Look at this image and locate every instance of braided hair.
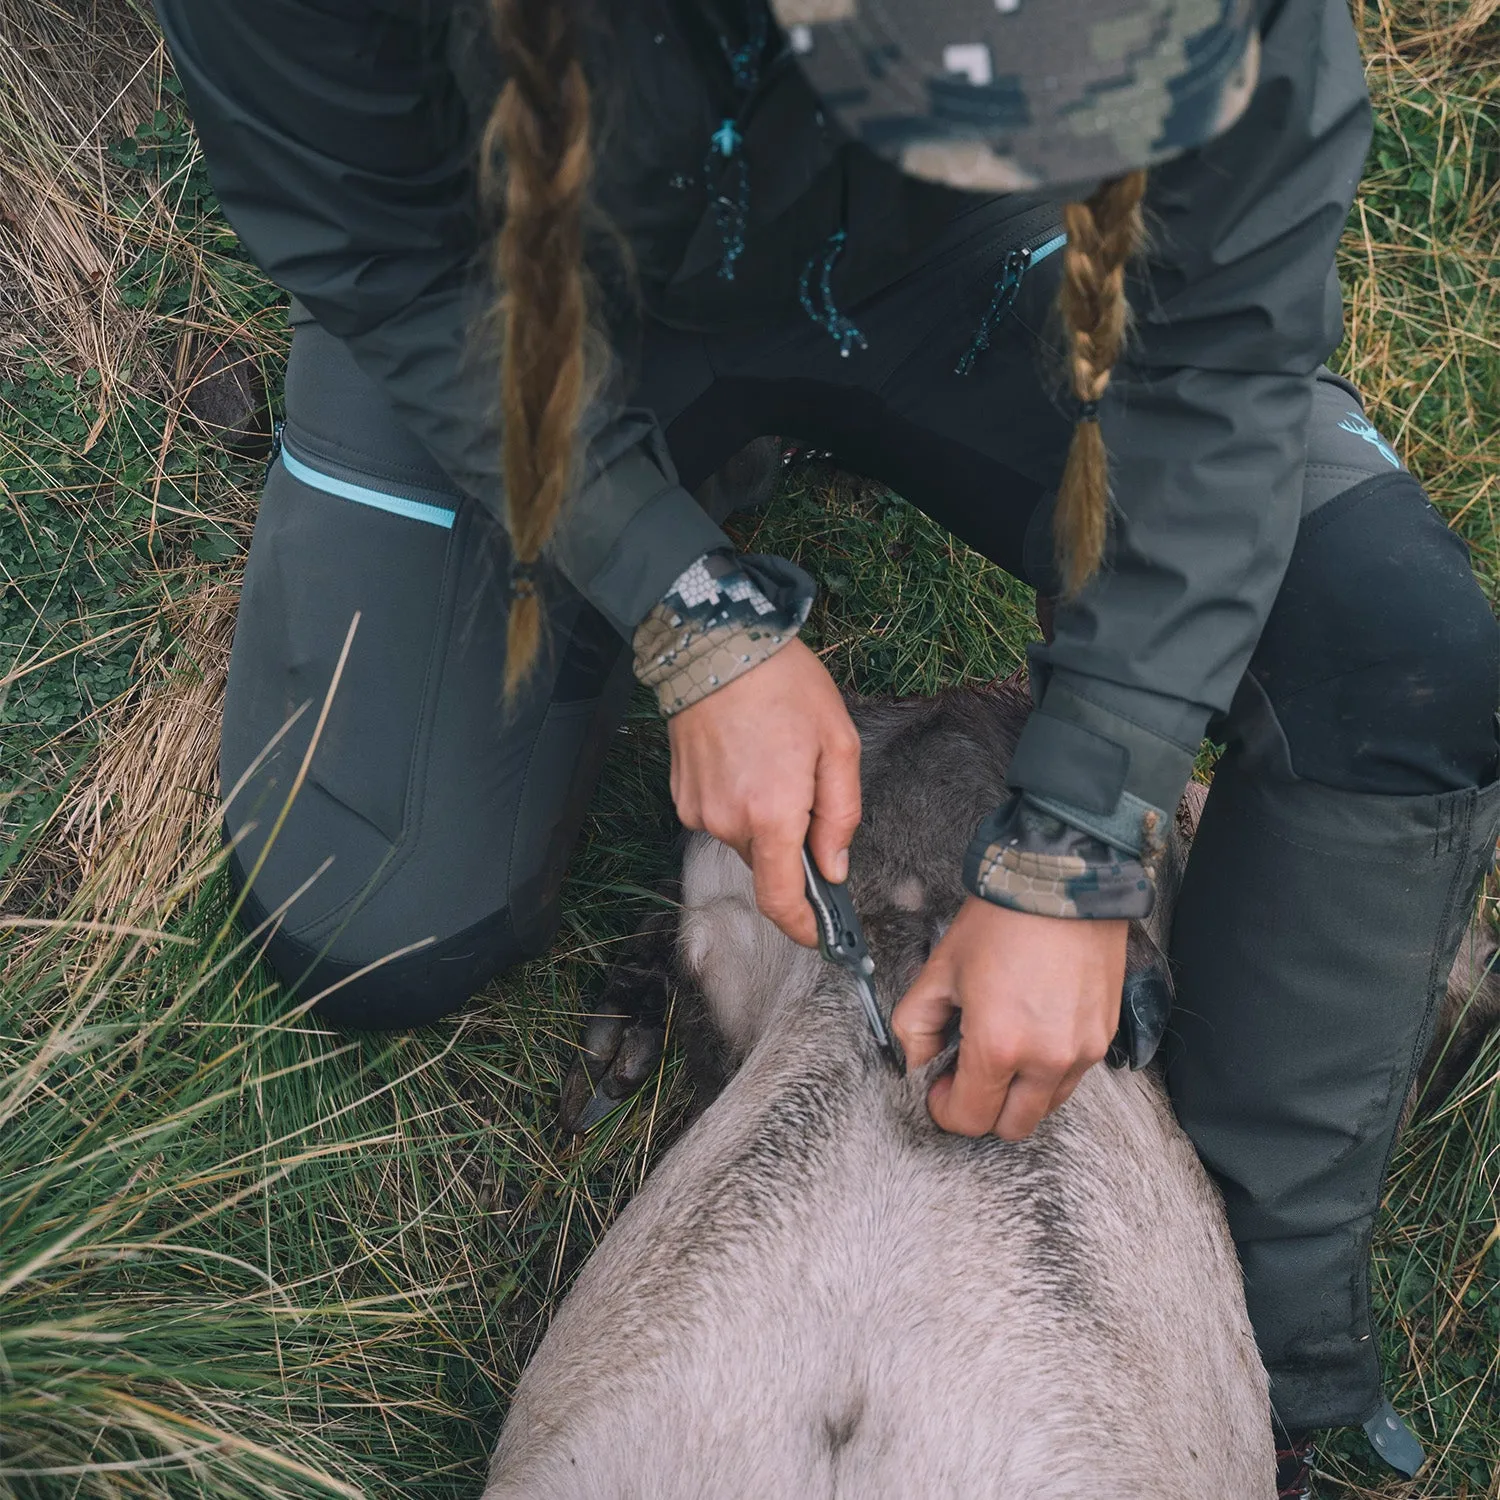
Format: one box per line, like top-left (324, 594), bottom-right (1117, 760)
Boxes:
top-left (1052, 171), bottom-right (1148, 596)
top-left (481, 0), bottom-right (1145, 673)
top-left (482, 0), bottom-right (594, 697)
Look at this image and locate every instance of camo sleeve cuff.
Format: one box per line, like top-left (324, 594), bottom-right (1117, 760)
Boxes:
top-left (963, 793), bottom-right (1155, 920)
top-left (632, 550), bottom-right (816, 717)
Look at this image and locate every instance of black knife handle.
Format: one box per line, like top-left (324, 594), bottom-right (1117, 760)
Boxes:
top-left (802, 845), bottom-right (873, 973)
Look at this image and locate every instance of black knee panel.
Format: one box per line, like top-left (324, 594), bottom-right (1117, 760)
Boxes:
top-left (1246, 471), bottom-right (1500, 795)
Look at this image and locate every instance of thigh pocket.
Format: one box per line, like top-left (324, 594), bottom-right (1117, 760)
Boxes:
top-left (230, 440), bottom-right (462, 848)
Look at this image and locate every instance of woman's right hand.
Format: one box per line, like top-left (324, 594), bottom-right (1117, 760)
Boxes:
top-left (667, 638), bottom-right (863, 948)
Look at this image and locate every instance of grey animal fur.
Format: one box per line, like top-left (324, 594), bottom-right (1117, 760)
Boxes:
top-left (484, 682), bottom-right (1280, 1500)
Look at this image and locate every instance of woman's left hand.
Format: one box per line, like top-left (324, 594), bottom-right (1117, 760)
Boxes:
top-left (891, 899), bottom-right (1127, 1141)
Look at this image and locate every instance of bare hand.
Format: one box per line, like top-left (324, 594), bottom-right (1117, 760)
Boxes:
top-left (893, 899), bottom-right (1127, 1141)
top-left (668, 639), bottom-right (861, 947)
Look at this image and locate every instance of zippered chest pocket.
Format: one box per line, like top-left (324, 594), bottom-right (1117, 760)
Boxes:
top-left (956, 228), bottom-right (1067, 376)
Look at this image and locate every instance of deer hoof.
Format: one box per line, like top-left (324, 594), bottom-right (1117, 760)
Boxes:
top-left (559, 1011), bottom-right (667, 1134)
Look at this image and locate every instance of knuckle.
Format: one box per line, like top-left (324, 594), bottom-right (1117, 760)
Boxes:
top-left (745, 799), bottom-right (797, 839)
top-left (892, 1016), bottom-right (924, 1056)
top-left (701, 813), bottom-right (737, 844)
top-left (977, 1051), bottom-right (1022, 1083)
top-left (966, 1030), bottom-right (1018, 1076)
top-left (1081, 1025), bottom-right (1114, 1064)
top-left (753, 858), bottom-right (797, 895)
top-left (834, 727), bottom-right (863, 762)
top-left (831, 791), bottom-right (863, 823)
top-left (938, 1098), bottom-right (991, 1138)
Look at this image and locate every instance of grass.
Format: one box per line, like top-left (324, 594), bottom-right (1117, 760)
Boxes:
top-left (1, 0), bottom-right (1498, 1495)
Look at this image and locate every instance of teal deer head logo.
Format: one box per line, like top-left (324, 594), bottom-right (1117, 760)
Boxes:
top-left (1337, 410), bottom-right (1402, 470)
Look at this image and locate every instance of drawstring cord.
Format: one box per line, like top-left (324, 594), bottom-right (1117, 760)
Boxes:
top-left (707, 123), bottom-right (750, 280)
top-left (706, 6), bottom-right (768, 281)
top-left (720, 10), bottom-right (765, 90)
top-left (799, 229), bottom-right (867, 358)
top-left (956, 246), bottom-right (1031, 375)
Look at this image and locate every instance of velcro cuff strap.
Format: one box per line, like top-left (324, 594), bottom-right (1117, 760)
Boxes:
top-left (1024, 789), bottom-right (1166, 859)
top-left (1007, 677), bottom-right (1200, 828)
top-left (1007, 711), bottom-right (1129, 815)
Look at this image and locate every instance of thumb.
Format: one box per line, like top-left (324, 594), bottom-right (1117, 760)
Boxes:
top-left (892, 958), bottom-right (958, 1072)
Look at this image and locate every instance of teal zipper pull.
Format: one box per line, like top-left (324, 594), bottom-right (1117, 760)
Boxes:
top-left (956, 230), bottom-right (1067, 376)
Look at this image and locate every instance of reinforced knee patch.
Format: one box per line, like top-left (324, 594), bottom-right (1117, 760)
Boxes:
top-left (1246, 470), bottom-right (1499, 795)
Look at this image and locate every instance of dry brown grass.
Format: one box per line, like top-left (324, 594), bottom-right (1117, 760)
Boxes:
top-left (55, 578), bottom-right (235, 927)
top-left (0, 0), bottom-right (274, 957)
top-left (1340, 0), bottom-right (1500, 582)
top-left (0, 0), bottom-right (165, 395)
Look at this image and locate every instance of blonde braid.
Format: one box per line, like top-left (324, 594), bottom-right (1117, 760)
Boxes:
top-left (1053, 170), bottom-right (1148, 596)
top-left (481, 0), bottom-right (593, 697)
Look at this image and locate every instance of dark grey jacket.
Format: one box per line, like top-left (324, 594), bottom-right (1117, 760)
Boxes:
top-left (154, 0), bottom-right (1372, 842)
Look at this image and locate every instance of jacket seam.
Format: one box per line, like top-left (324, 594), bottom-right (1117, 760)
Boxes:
top-left (1200, 792), bottom-right (1465, 866)
top-left (1250, 785), bottom-right (1477, 1204)
top-left (1352, 786), bottom-right (1474, 1193)
top-left (1255, 654), bottom-right (1401, 710)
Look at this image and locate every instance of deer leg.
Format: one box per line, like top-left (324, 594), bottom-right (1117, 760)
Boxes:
top-left (559, 886), bottom-right (682, 1134)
